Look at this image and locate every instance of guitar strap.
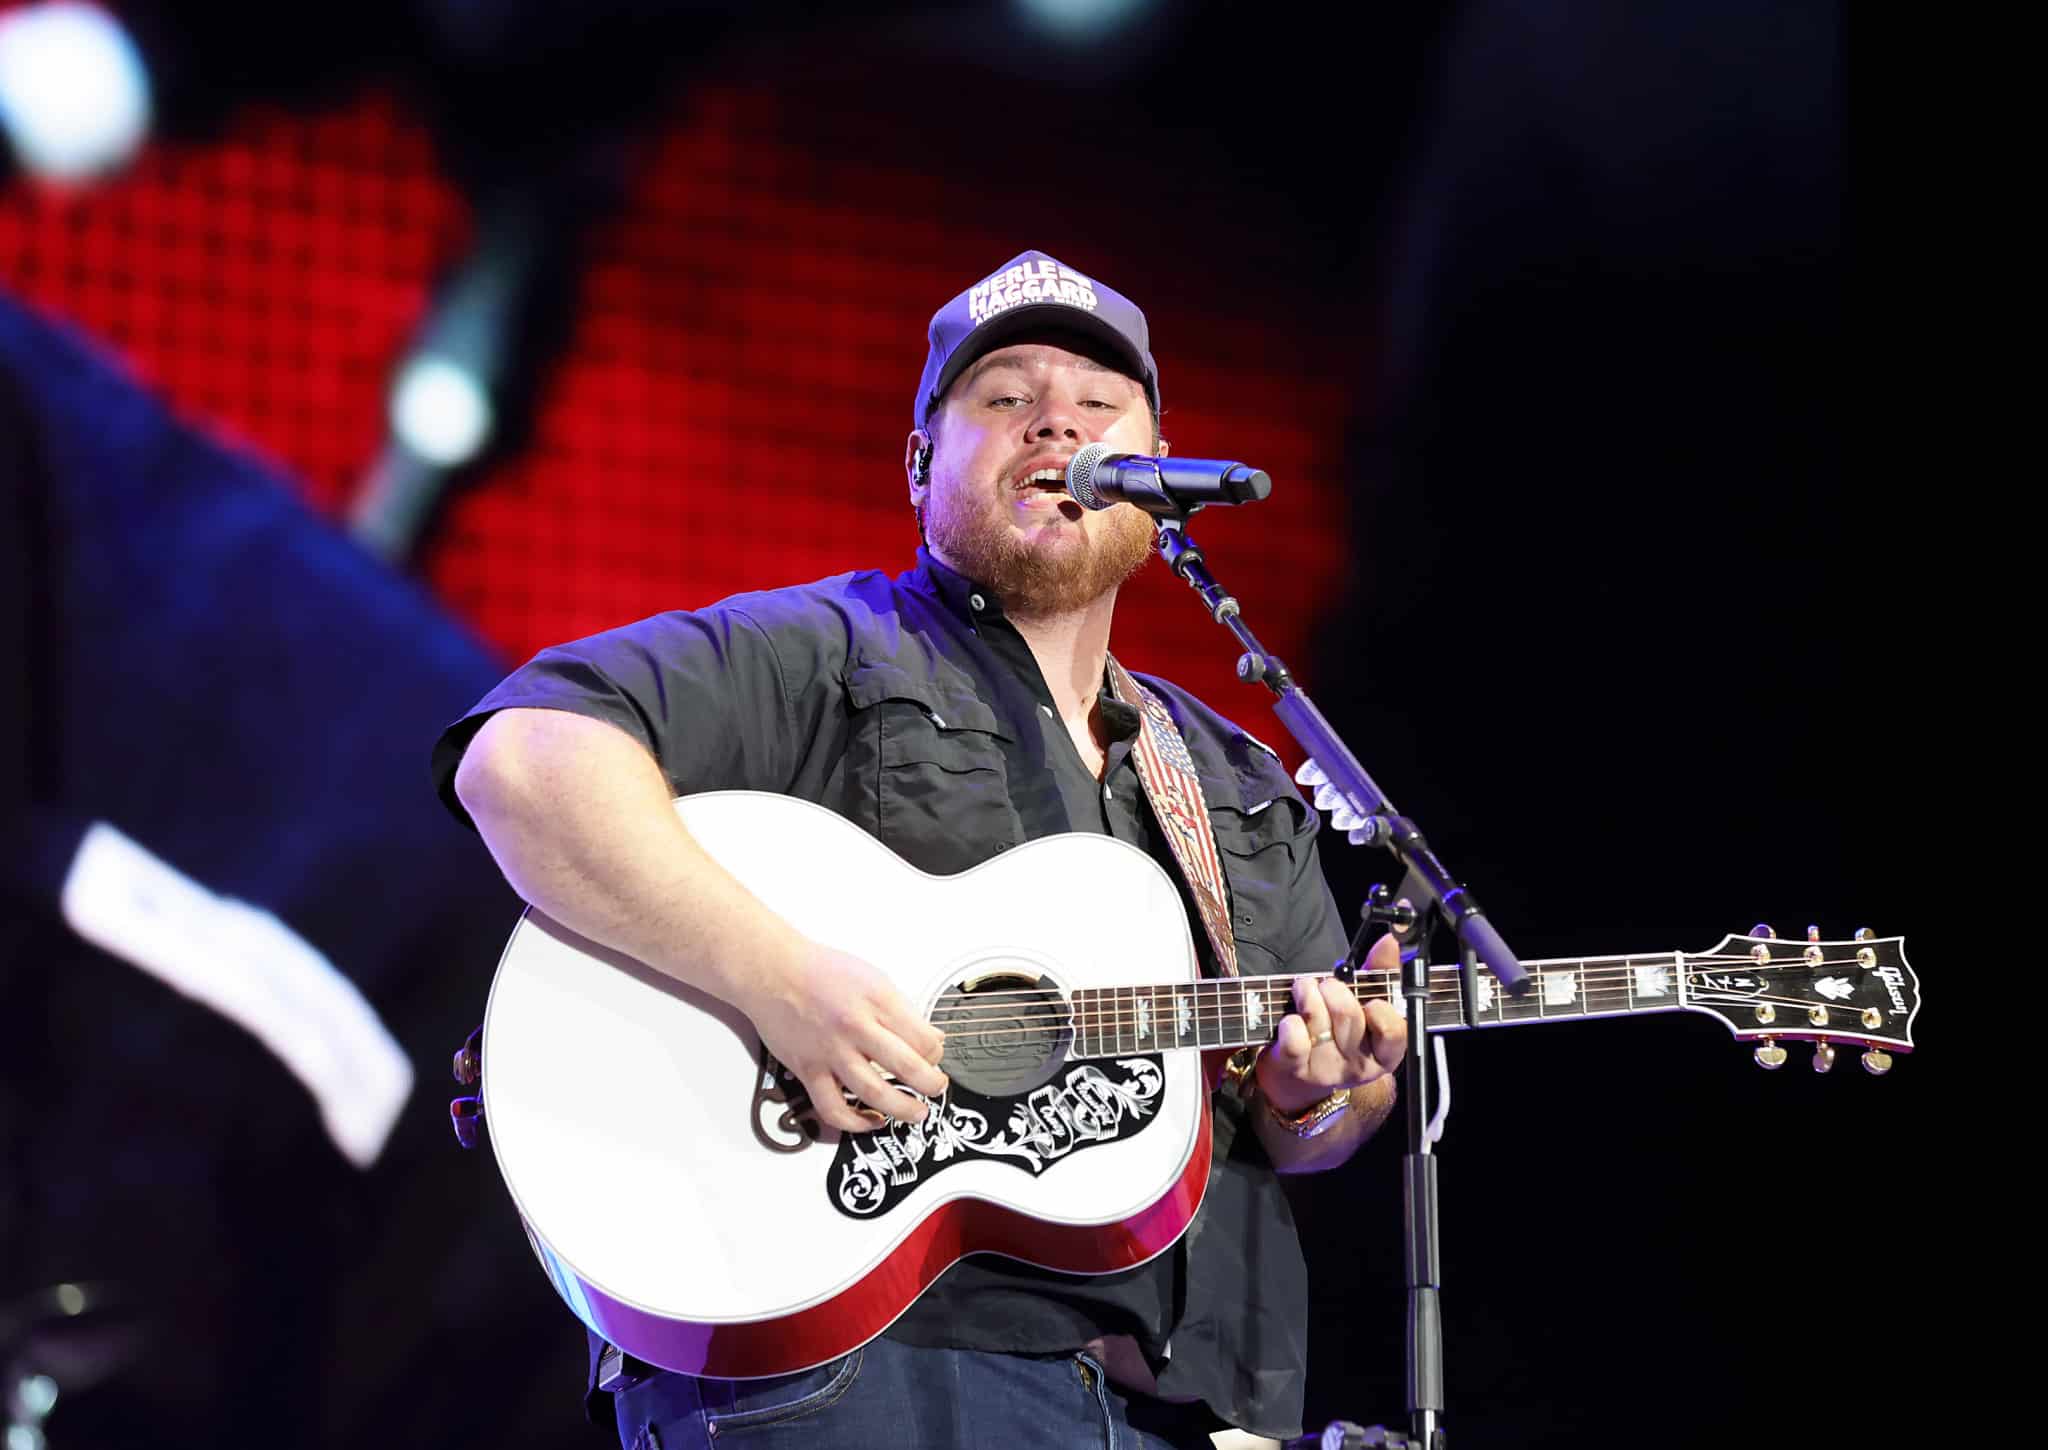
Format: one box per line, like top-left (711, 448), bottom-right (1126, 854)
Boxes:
top-left (1105, 655), bottom-right (1238, 980)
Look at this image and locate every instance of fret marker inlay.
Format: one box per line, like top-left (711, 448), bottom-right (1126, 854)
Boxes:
top-left (1633, 964), bottom-right (1670, 998)
top-left (1136, 996), bottom-right (1153, 1041)
top-left (1243, 988), bottom-right (1264, 1034)
top-left (1541, 970), bottom-right (1578, 1008)
top-left (1175, 994), bottom-right (1193, 1039)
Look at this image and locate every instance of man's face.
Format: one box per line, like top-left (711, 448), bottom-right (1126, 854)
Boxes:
top-left (909, 339), bottom-right (1158, 618)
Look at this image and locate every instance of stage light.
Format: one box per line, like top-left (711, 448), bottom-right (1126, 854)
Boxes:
top-left (1013, 0), bottom-right (1156, 39)
top-left (0, 1), bottom-right (151, 182)
top-left (352, 189), bottom-right (578, 562)
top-left (390, 353), bottom-right (496, 468)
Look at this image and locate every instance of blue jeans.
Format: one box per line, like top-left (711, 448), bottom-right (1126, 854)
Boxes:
top-left (610, 1336), bottom-right (1223, 1450)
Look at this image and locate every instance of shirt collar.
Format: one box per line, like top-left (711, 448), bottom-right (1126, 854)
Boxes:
top-left (910, 548), bottom-right (1136, 737)
top-left (914, 546), bottom-right (1009, 627)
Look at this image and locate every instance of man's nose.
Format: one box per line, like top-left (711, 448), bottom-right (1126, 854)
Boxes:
top-left (1025, 396), bottom-right (1083, 440)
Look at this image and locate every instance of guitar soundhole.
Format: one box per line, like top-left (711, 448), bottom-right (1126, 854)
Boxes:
top-left (930, 971), bottom-right (1071, 1098)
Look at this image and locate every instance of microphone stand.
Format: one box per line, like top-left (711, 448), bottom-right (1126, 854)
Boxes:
top-left (1150, 515), bottom-right (1529, 1450)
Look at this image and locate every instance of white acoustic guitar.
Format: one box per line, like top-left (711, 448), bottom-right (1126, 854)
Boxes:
top-left (466, 791), bottom-right (1919, 1380)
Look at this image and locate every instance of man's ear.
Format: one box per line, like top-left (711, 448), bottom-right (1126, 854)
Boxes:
top-left (1157, 436), bottom-right (1170, 459)
top-left (905, 430), bottom-right (933, 504)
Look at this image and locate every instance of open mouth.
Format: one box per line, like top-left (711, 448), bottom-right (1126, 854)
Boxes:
top-left (1014, 465), bottom-right (1069, 494)
top-left (1013, 464), bottom-right (1084, 519)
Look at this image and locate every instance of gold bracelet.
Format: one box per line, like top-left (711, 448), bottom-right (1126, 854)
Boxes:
top-left (1262, 1086), bottom-right (1352, 1138)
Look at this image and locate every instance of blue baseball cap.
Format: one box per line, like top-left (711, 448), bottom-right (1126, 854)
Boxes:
top-left (913, 249), bottom-right (1161, 431)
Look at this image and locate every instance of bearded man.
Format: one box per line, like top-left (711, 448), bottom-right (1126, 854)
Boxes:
top-left (433, 250), bottom-right (1408, 1450)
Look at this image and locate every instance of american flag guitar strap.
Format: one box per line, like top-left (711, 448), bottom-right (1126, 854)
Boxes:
top-left (1104, 656), bottom-right (1238, 980)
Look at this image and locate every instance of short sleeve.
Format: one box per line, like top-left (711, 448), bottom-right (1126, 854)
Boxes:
top-left (429, 603), bottom-right (825, 832)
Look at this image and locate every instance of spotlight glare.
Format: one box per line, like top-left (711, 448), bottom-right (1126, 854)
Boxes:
top-left (1014, 0), bottom-right (1156, 39)
top-left (0, 2), bottom-right (152, 182)
top-left (18, 1375), bottom-right (58, 1418)
top-left (390, 356), bottom-right (495, 468)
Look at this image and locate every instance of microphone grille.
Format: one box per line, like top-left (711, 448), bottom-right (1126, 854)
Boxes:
top-left (1065, 442), bottom-right (1113, 509)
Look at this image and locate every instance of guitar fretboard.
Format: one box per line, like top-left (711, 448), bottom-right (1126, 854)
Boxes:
top-left (1068, 954), bottom-right (1690, 1059)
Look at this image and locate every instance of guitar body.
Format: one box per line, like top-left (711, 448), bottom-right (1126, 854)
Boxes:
top-left (481, 791), bottom-right (1213, 1380)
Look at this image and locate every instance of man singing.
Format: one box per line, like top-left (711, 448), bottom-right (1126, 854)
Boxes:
top-left (433, 250), bottom-right (1407, 1449)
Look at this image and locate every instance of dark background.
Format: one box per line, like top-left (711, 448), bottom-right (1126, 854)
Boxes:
top-left (4, 2), bottom-right (1925, 1446)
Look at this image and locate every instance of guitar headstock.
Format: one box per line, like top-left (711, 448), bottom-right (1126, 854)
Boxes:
top-left (1682, 926), bottom-right (1918, 1074)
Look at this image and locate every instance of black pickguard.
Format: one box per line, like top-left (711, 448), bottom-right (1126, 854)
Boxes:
top-left (828, 1055), bottom-right (1165, 1219)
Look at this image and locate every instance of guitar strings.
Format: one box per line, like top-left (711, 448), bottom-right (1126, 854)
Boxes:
top-left (977, 985), bottom-right (1844, 1028)
top-left (920, 957), bottom-right (1882, 1033)
top-left (929, 995), bottom-right (1875, 1040)
top-left (924, 978), bottom-right (1884, 1042)
top-left (921, 951), bottom-right (1898, 1045)
top-left (926, 989), bottom-right (1863, 1042)
top-left (917, 952), bottom-right (1877, 1008)
top-left (928, 973), bottom-right (1865, 1026)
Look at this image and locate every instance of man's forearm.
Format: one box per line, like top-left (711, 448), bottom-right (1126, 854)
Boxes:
top-left (1254, 1073), bottom-right (1397, 1174)
top-left (455, 707), bottom-right (806, 1010)
top-left (455, 707), bottom-right (949, 1132)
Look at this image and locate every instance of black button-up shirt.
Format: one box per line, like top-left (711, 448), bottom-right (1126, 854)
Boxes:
top-left (433, 549), bottom-right (1348, 1437)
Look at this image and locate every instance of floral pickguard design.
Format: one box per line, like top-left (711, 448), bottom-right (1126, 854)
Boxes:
top-left (830, 1057), bottom-right (1165, 1219)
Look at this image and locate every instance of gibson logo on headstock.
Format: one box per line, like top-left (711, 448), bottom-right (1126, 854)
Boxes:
top-left (1874, 965), bottom-right (1908, 1014)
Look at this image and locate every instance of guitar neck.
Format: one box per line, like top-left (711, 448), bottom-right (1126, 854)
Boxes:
top-left (1069, 952), bottom-right (1689, 1059)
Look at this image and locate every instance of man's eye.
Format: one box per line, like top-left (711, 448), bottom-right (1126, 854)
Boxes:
top-left (988, 395), bottom-right (1026, 408)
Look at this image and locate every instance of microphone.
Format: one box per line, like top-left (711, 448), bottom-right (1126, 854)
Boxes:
top-left (1064, 442), bottom-right (1272, 515)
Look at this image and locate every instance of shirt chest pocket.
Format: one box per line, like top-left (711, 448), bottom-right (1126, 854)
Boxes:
top-left (846, 662), bottom-right (1020, 874)
top-left (1209, 789), bottom-right (1312, 977)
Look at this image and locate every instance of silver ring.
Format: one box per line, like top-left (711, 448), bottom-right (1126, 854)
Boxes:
top-left (1311, 1030), bottom-right (1335, 1046)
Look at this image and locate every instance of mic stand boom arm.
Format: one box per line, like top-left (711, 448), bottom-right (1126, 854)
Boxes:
top-left (1150, 516), bottom-right (1529, 1450)
top-left (1151, 519), bottom-right (1526, 995)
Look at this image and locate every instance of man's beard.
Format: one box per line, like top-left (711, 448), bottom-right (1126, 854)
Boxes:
top-left (928, 491), bottom-right (1156, 617)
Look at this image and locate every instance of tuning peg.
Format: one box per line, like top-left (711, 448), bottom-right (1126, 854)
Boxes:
top-left (1811, 1041), bottom-right (1837, 1074)
top-left (1748, 923), bottom-right (1775, 963)
top-left (1807, 924), bottom-right (1821, 941)
top-left (450, 1096), bottom-right (484, 1149)
top-left (1753, 1038), bottom-right (1787, 1070)
top-left (452, 1024), bottom-right (483, 1086)
top-left (1750, 923), bottom-right (1775, 938)
top-left (1853, 927), bottom-right (1874, 940)
top-left (1861, 1048), bottom-right (1893, 1076)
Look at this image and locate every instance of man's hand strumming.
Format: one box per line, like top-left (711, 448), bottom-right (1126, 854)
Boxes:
top-left (737, 943), bottom-right (949, 1134)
